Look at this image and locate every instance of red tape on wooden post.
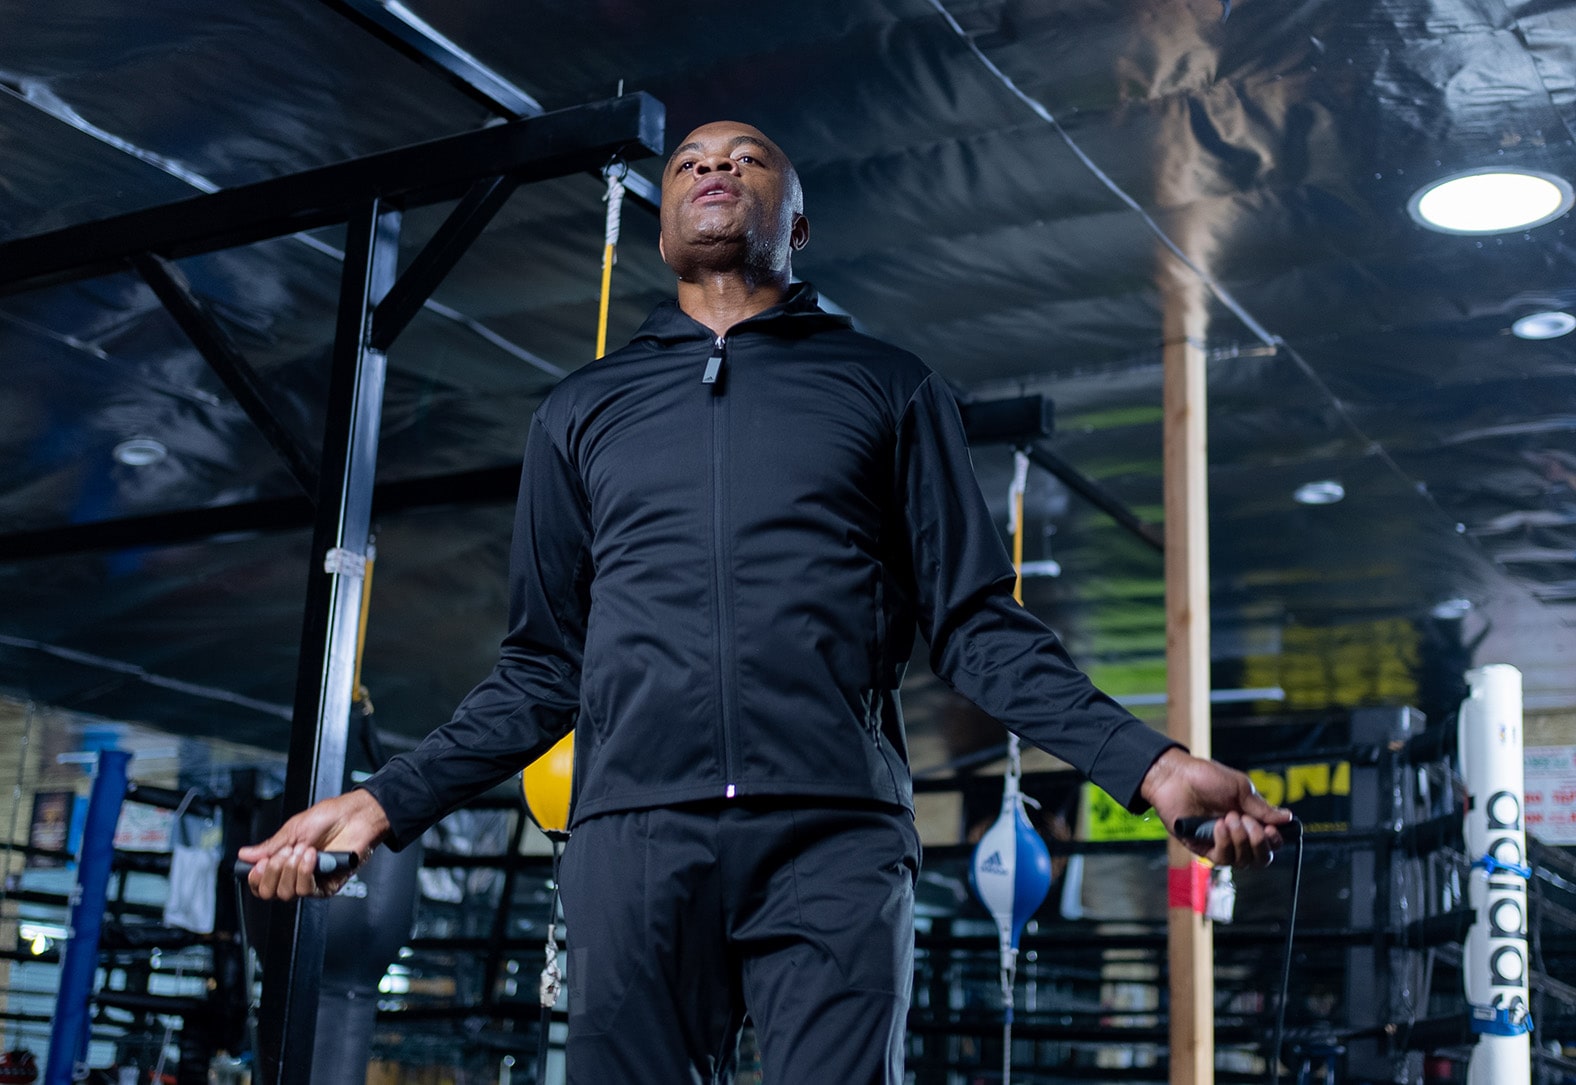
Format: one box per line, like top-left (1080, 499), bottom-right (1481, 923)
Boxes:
top-left (1167, 859), bottom-right (1211, 913)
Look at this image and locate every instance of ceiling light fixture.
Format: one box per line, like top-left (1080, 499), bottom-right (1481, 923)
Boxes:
top-left (1511, 311), bottom-right (1576, 340)
top-left (1408, 169), bottom-right (1574, 235)
top-left (112, 437), bottom-right (167, 467)
top-left (1294, 480), bottom-right (1345, 506)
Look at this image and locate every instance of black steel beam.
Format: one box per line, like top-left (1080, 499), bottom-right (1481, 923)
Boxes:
top-left (0, 463), bottom-right (524, 562)
top-left (0, 496), bottom-right (313, 561)
top-left (370, 174), bottom-right (520, 352)
top-left (0, 93), bottom-right (663, 297)
top-left (321, 0), bottom-right (546, 118)
top-left (133, 253), bottom-right (320, 497)
top-left (1024, 442), bottom-right (1165, 553)
top-left (0, 436), bottom-right (1153, 564)
top-left (959, 394), bottom-right (1054, 445)
top-left (257, 201), bottom-right (400, 1085)
top-left (317, 0), bottom-right (663, 215)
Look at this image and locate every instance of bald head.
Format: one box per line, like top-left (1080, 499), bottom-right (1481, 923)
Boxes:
top-left (658, 120), bottom-right (810, 285)
top-left (665, 121), bottom-right (803, 214)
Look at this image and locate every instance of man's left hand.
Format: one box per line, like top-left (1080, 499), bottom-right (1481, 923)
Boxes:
top-left (1139, 747), bottom-right (1290, 867)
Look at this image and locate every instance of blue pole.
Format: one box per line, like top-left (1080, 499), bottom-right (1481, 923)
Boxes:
top-left (45, 748), bottom-right (131, 1085)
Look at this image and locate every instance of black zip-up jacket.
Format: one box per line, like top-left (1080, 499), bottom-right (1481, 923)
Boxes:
top-left (364, 284), bottom-right (1175, 846)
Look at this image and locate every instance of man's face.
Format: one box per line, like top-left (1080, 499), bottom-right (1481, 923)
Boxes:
top-left (658, 121), bottom-right (808, 279)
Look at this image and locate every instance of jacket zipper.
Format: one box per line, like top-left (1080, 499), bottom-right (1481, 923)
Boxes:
top-left (702, 335), bottom-right (725, 385)
top-left (707, 335), bottom-right (737, 796)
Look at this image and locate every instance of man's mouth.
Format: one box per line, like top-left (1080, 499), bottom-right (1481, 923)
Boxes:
top-left (691, 178), bottom-right (742, 204)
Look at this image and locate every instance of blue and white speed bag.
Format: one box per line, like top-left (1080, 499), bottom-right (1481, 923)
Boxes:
top-left (970, 792), bottom-right (1053, 952)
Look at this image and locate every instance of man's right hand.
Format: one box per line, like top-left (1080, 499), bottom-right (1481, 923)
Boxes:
top-left (238, 788), bottom-right (391, 901)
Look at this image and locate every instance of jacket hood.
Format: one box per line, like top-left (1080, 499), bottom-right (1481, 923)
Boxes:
top-left (629, 281), bottom-right (853, 346)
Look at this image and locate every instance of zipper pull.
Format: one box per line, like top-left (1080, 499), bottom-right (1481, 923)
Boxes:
top-left (702, 336), bottom-right (725, 385)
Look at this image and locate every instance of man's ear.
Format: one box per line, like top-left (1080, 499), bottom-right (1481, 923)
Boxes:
top-left (790, 213), bottom-right (810, 252)
top-left (658, 232), bottom-right (668, 265)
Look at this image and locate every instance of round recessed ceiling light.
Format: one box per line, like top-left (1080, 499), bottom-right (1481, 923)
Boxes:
top-left (1511, 310), bottom-right (1576, 340)
top-left (1294, 479), bottom-right (1345, 506)
top-left (112, 437), bottom-right (168, 467)
top-left (1408, 169), bottom-right (1574, 234)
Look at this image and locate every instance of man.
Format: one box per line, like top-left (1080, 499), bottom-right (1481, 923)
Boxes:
top-left (243, 121), bottom-right (1289, 1084)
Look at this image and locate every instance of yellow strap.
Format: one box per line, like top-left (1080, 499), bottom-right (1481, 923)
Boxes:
top-left (1009, 449), bottom-right (1029, 605)
top-left (596, 167), bottom-right (625, 359)
top-left (352, 543), bottom-right (376, 700)
top-left (595, 241), bottom-right (616, 359)
top-left (1012, 485), bottom-right (1025, 605)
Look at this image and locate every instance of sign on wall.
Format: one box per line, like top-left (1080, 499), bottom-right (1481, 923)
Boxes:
top-left (1525, 745), bottom-right (1576, 845)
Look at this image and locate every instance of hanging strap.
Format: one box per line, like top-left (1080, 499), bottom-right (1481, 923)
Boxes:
top-left (536, 835), bottom-right (567, 1083)
top-left (595, 162), bottom-right (627, 359)
top-left (1000, 449), bottom-right (1035, 1084)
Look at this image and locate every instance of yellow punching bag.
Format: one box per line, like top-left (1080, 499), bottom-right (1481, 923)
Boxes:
top-left (522, 733), bottom-right (575, 834)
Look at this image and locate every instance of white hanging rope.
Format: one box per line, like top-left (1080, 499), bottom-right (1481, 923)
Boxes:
top-left (1007, 449), bottom-right (1030, 537)
top-left (1001, 451), bottom-right (1037, 1083)
top-left (603, 164), bottom-right (626, 251)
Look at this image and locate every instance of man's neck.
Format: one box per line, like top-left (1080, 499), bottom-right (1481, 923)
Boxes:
top-left (674, 269), bottom-right (793, 339)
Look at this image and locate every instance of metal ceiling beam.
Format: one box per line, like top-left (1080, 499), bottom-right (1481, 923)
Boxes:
top-left (0, 419), bottom-right (1158, 562)
top-left (318, 0), bottom-right (663, 213)
top-left (1025, 444), bottom-right (1164, 553)
top-left (132, 253), bottom-right (321, 499)
top-left (0, 92), bottom-right (664, 297)
top-left (0, 464), bottom-right (522, 562)
top-left (322, 0), bottom-right (546, 118)
top-left (369, 174), bottom-right (521, 352)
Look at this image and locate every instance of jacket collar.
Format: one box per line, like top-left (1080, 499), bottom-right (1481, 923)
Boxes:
top-left (629, 281), bottom-right (852, 346)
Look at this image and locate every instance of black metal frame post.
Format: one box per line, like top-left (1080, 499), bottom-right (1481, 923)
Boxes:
top-left (0, 93), bottom-right (670, 1085)
top-left (257, 200), bottom-right (400, 1085)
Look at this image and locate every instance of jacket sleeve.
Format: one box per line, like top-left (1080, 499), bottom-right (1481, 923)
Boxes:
top-left (896, 373), bottom-right (1177, 810)
top-left (360, 413), bottom-right (592, 849)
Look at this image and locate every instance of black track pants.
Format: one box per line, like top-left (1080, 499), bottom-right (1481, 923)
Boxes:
top-left (556, 800), bottom-right (920, 1085)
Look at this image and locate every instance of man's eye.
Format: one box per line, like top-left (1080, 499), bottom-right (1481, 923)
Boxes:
top-left (737, 155), bottom-right (756, 164)
top-left (677, 161), bottom-right (694, 172)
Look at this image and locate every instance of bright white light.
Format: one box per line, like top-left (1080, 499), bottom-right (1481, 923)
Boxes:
top-left (1018, 559), bottom-right (1061, 578)
top-left (1409, 169), bottom-right (1574, 234)
top-left (1294, 480), bottom-right (1345, 506)
top-left (112, 437), bottom-right (168, 467)
top-left (1511, 311), bottom-right (1576, 340)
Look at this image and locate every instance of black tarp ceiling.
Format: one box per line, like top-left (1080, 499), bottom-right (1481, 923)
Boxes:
top-left (1, 0), bottom-right (1574, 764)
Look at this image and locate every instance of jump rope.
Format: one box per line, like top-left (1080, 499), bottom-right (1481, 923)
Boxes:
top-left (1005, 451), bottom-right (1306, 1085)
top-left (1174, 815), bottom-right (1305, 1085)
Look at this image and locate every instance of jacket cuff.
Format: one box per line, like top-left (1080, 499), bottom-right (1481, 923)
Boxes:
top-left (356, 757), bottom-right (443, 852)
top-left (1087, 723), bottom-right (1184, 813)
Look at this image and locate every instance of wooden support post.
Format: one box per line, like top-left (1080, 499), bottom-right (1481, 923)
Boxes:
top-left (1163, 269), bottom-right (1213, 1085)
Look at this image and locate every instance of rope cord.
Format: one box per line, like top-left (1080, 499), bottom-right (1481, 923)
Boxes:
top-left (1268, 827), bottom-right (1303, 1085)
top-left (1000, 449), bottom-right (1033, 1084)
top-left (1001, 957), bottom-right (1016, 1085)
top-left (595, 164), bottom-right (626, 359)
top-left (352, 539), bottom-right (377, 707)
top-left (536, 835), bottom-right (566, 1085)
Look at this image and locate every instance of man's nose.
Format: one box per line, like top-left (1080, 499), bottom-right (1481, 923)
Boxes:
top-left (695, 157), bottom-right (735, 175)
